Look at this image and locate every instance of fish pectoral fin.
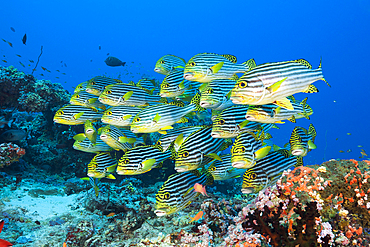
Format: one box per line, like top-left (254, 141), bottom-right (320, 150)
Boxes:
top-left (255, 146), bottom-right (271, 160)
top-left (237, 119), bottom-right (249, 130)
top-left (198, 83), bottom-right (208, 92)
top-left (274, 97), bottom-right (294, 110)
top-left (273, 144), bottom-right (281, 151)
top-left (274, 120), bottom-right (285, 124)
top-left (123, 91), bottom-right (134, 101)
top-left (178, 80), bottom-right (186, 90)
top-left (88, 98), bottom-right (97, 104)
top-left (274, 106), bottom-right (281, 115)
top-left (210, 62), bottom-right (224, 74)
top-left (122, 114), bottom-right (132, 121)
top-left (308, 140), bottom-right (317, 149)
top-left (118, 136), bottom-right (128, 143)
top-left (205, 153), bottom-right (222, 161)
top-left (303, 84), bottom-right (319, 93)
top-left (73, 133), bottom-right (86, 141)
top-left (158, 130), bottom-right (167, 135)
top-left (174, 133), bottom-right (184, 148)
top-left (128, 138), bottom-right (136, 144)
top-left (161, 126), bottom-right (173, 130)
top-left (153, 113), bottom-right (161, 123)
top-left (106, 174), bottom-right (116, 179)
top-left (266, 77), bottom-right (287, 93)
top-left (142, 159), bottom-right (156, 170)
top-left (106, 164), bottom-right (117, 173)
top-left (74, 112), bottom-right (84, 120)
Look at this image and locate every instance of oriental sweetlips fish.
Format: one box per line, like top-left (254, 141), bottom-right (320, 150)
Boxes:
top-left (70, 91), bottom-right (106, 111)
top-left (199, 77), bottom-right (237, 110)
top-left (86, 76), bottom-right (120, 96)
top-left (245, 97), bottom-right (313, 124)
top-left (230, 58), bottom-right (330, 110)
top-left (154, 170), bottom-right (214, 216)
top-left (99, 82), bottom-right (160, 106)
top-left (175, 126), bottom-right (226, 172)
top-left (288, 123), bottom-right (317, 157)
top-left (73, 137), bottom-right (114, 153)
top-left (53, 105), bottom-right (102, 125)
top-left (184, 53), bottom-right (256, 83)
top-left (130, 94), bottom-right (204, 134)
top-left (99, 125), bottom-right (135, 151)
top-left (160, 67), bottom-right (193, 98)
top-left (156, 126), bottom-right (204, 152)
top-left (241, 150), bottom-right (303, 194)
top-left (116, 144), bottom-right (174, 175)
top-left (231, 131), bottom-right (271, 169)
top-left (87, 152), bottom-right (117, 179)
top-left (101, 105), bottom-right (143, 127)
top-left (154, 54), bottom-right (186, 75)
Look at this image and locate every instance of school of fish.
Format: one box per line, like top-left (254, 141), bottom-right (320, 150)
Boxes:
top-left (54, 53), bottom-right (329, 216)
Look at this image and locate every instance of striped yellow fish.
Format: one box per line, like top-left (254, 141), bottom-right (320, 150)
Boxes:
top-left (154, 54), bottom-right (186, 75)
top-left (231, 58), bottom-right (330, 110)
top-left (184, 53), bottom-right (255, 83)
top-left (53, 105), bottom-right (102, 125)
top-left (87, 152), bottom-right (117, 179)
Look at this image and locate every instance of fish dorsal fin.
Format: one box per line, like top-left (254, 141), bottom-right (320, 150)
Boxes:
top-left (292, 58), bottom-right (312, 69)
top-left (287, 115), bottom-right (296, 123)
top-left (244, 58), bottom-right (257, 71)
top-left (304, 84), bottom-right (319, 93)
top-left (73, 133), bottom-right (86, 141)
top-left (221, 54), bottom-right (237, 63)
top-left (198, 83), bottom-right (208, 92)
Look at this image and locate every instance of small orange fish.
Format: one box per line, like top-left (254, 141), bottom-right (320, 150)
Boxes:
top-left (1, 60), bottom-right (7, 63)
top-left (41, 66), bottom-right (47, 71)
top-left (29, 60), bottom-right (34, 63)
top-left (339, 150), bottom-right (344, 153)
top-left (106, 212), bottom-right (115, 217)
top-left (16, 54), bottom-right (21, 57)
top-left (189, 210), bottom-right (203, 223)
top-left (7, 41), bottom-right (13, 47)
top-left (63, 242), bottom-right (67, 247)
top-left (361, 149), bottom-right (368, 157)
top-left (194, 183), bottom-right (208, 197)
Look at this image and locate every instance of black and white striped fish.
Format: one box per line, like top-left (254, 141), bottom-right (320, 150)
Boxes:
top-left (199, 78), bottom-right (237, 110)
top-left (241, 150), bottom-right (303, 194)
top-left (87, 152), bottom-right (117, 179)
top-left (73, 137), bottom-right (114, 153)
top-left (70, 91), bottom-right (106, 111)
top-left (74, 81), bottom-right (88, 93)
top-left (99, 125), bottom-right (134, 151)
top-left (98, 82), bottom-right (161, 106)
top-left (160, 68), bottom-right (193, 98)
top-left (231, 131), bottom-right (271, 169)
top-left (116, 145), bottom-right (173, 175)
top-left (175, 126), bottom-right (225, 172)
top-left (211, 105), bottom-right (274, 138)
top-left (86, 76), bottom-right (119, 96)
top-left (207, 154), bottom-right (246, 180)
top-left (53, 104), bottom-right (103, 125)
top-left (245, 97), bottom-right (313, 124)
top-left (231, 59), bottom-right (330, 110)
top-left (289, 123), bottom-right (317, 157)
top-left (130, 94), bottom-right (203, 134)
top-left (156, 126), bottom-right (204, 152)
top-left (155, 170), bottom-right (214, 216)
top-left (101, 106), bottom-right (143, 127)
top-left (154, 54), bottom-right (186, 75)
top-left (184, 53), bottom-right (256, 83)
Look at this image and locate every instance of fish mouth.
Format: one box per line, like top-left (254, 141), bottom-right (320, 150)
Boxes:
top-left (232, 161), bottom-right (247, 169)
top-left (100, 134), bottom-right (108, 139)
top-left (245, 115), bottom-right (256, 121)
top-left (210, 132), bottom-right (222, 138)
top-left (130, 128), bottom-right (138, 133)
top-left (154, 210), bottom-right (167, 217)
top-left (174, 166), bottom-right (190, 173)
top-left (183, 73), bottom-right (194, 80)
top-left (154, 68), bottom-right (161, 72)
top-left (200, 101), bottom-right (211, 108)
top-left (292, 149), bottom-right (306, 156)
top-left (241, 187), bottom-right (254, 194)
top-left (160, 93), bottom-right (168, 97)
top-left (116, 169), bottom-right (127, 175)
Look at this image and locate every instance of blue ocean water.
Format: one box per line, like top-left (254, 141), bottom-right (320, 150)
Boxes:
top-left (1, 0), bottom-right (369, 166)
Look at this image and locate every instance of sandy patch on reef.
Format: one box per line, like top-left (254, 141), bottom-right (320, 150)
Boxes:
top-left (1, 181), bottom-right (82, 221)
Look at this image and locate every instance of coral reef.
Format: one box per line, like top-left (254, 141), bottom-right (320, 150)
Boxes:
top-left (0, 142), bottom-right (25, 168)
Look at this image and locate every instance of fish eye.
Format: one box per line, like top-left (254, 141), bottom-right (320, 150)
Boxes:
top-left (164, 192), bottom-right (170, 199)
top-left (157, 140), bottom-right (162, 145)
top-left (160, 60), bottom-right (165, 64)
top-left (57, 110), bottom-right (64, 115)
top-left (241, 146), bottom-right (246, 152)
top-left (106, 111), bottom-right (112, 115)
top-left (91, 81), bottom-right (96, 85)
top-left (210, 166), bottom-right (216, 171)
top-left (182, 151), bottom-right (189, 157)
top-left (207, 88), bottom-right (213, 94)
top-left (161, 83), bottom-right (169, 89)
top-left (75, 95), bottom-right (80, 98)
top-left (106, 128), bottom-right (111, 132)
top-left (123, 158), bottom-right (129, 164)
top-left (218, 119), bottom-right (225, 125)
top-left (239, 81), bottom-right (247, 88)
top-left (106, 90), bottom-right (112, 94)
top-left (133, 117), bottom-right (141, 123)
top-left (188, 62), bottom-right (196, 67)
top-left (251, 173), bottom-right (257, 179)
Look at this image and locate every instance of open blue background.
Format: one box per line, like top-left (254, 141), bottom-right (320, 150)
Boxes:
top-left (1, 0), bottom-right (369, 165)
